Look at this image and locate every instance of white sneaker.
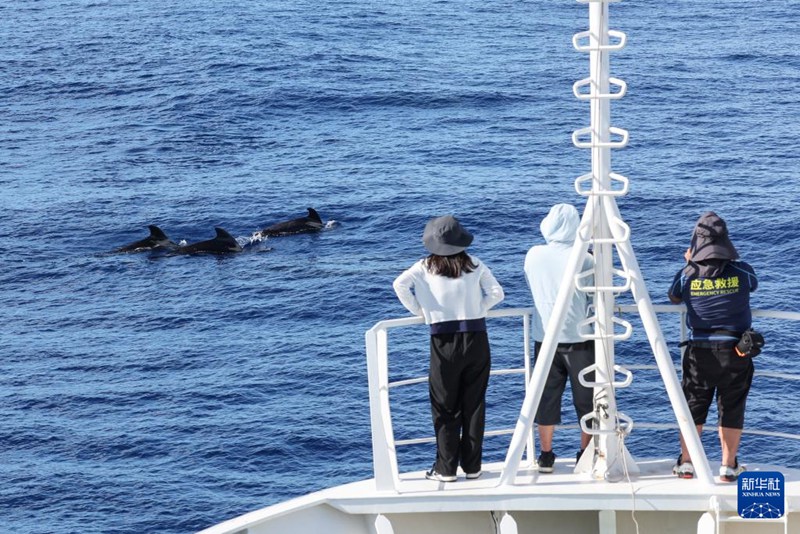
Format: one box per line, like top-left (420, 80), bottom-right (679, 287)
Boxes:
top-left (672, 454), bottom-right (694, 479)
top-left (465, 470), bottom-right (482, 480)
top-left (719, 459), bottom-right (746, 482)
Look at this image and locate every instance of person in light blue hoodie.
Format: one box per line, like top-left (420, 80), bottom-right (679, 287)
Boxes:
top-left (523, 203), bottom-right (595, 473)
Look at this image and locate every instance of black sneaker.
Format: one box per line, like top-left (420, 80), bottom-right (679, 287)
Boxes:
top-left (537, 450), bottom-right (556, 473)
top-left (425, 465), bottom-right (456, 482)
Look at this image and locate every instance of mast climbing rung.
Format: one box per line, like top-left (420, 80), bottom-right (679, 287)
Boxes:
top-left (578, 315), bottom-right (633, 341)
top-left (580, 411), bottom-right (633, 436)
top-left (578, 364), bottom-right (634, 389)
top-left (573, 77), bottom-right (627, 100)
top-left (572, 30), bottom-right (627, 52)
top-left (576, 267), bottom-right (632, 293)
top-left (574, 172), bottom-right (629, 197)
top-left (577, 217), bottom-right (631, 245)
top-left (572, 126), bottom-right (629, 149)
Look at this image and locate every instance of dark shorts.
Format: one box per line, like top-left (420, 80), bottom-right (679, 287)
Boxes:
top-left (533, 341), bottom-right (595, 426)
top-left (681, 341), bottom-right (754, 429)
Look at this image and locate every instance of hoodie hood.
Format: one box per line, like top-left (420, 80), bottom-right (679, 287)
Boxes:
top-left (689, 211), bottom-right (738, 262)
top-left (685, 211), bottom-right (739, 278)
top-left (540, 204), bottom-right (580, 245)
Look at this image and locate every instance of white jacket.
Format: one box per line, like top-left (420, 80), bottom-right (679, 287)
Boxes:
top-left (524, 204), bottom-right (594, 343)
top-left (393, 256), bottom-right (504, 325)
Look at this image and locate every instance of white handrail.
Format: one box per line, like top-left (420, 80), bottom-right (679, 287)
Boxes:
top-left (365, 307), bottom-right (534, 492)
top-left (389, 367), bottom-right (527, 389)
top-left (614, 303), bottom-right (800, 321)
top-left (365, 305), bottom-right (800, 491)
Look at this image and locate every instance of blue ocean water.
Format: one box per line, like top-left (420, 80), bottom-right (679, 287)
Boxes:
top-left (1, 1), bottom-right (799, 532)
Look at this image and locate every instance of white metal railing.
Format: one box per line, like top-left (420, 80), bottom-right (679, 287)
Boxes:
top-left (365, 305), bottom-right (800, 492)
top-left (365, 307), bottom-right (534, 492)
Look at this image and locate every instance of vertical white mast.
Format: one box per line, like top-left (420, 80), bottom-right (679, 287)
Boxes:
top-left (580, 0), bottom-right (633, 480)
top-left (499, 0), bottom-right (714, 486)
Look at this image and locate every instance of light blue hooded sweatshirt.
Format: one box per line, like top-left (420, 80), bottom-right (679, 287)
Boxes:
top-left (524, 204), bottom-right (594, 343)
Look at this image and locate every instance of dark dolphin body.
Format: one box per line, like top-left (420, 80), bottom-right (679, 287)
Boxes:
top-left (258, 208), bottom-right (324, 237)
top-left (176, 227), bottom-right (243, 255)
top-left (116, 225), bottom-right (178, 253)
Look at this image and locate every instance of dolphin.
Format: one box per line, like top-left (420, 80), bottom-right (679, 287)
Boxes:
top-left (258, 208), bottom-right (324, 237)
top-left (176, 227), bottom-right (243, 255)
top-left (116, 225), bottom-right (178, 252)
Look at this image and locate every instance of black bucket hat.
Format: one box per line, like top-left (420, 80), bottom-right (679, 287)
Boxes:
top-left (422, 215), bottom-right (474, 256)
top-left (690, 211), bottom-right (739, 262)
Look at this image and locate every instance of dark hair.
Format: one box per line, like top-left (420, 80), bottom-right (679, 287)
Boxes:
top-left (424, 251), bottom-right (477, 278)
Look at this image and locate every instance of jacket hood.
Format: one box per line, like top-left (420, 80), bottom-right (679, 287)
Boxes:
top-left (540, 204), bottom-right (580, 245)
top-left (684, 211), bottom-right (739, 278)
top-left (689, 211), bottom-right (738, 263)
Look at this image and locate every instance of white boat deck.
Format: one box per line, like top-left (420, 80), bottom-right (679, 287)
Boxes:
top-left (328, 459), bottom-right (800, 514)
top-left (200, 459), bottom-right (800, 533)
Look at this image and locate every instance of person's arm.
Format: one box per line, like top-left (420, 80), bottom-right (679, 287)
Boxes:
top-left (479, 265), bottom-right (504, 311)
top-left (582, 253), bottom-right (595, 308)
top-left (746, 263), bottom-right (758, 293)
top-left (731, 261), bottom-right (758, 293)
top-left (667, 269), bottom-right (684, 304)
top-left (393, 263), bottom-right (423, 316)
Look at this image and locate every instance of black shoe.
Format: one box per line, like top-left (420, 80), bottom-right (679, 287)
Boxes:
top-left (537, 450), bottom-right (556, 473)
top-left (425, 464), bottom-right (456, 482)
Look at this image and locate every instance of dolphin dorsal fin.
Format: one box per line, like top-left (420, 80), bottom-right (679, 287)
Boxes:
top-left (213, 227), bottom-right (243, 252)
top-left (306, 208), bottom-right (322, 223)
top-left (148, 225), bottom-right (169, 240)
top-left (214, 227), bottom-right (236, 241)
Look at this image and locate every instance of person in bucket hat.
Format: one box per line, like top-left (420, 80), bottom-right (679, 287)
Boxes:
top-left (393, 215), bottom-right (504, 483)
top-left (421, 214), bottom-right (475, 256)
top-left (668, 211), bottom-right (758, 482)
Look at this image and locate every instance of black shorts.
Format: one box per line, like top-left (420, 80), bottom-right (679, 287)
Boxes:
top-left (533, 341), bottom-right (595, 426)
top-left (681, 341), bottom-right (754, 429)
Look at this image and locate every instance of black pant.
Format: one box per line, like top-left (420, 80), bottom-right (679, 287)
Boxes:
top-left (429, 331), bottom-right (491, 476)
top-left (533, 340), bottom-right (595, 426)
top-left (682, 341), bottom-right (754, 429)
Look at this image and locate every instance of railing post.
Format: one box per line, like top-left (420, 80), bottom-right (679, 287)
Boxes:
top-left (522, 312), bottom-right (535, 464)
top-left (365, 326), bottom-right (400, 491)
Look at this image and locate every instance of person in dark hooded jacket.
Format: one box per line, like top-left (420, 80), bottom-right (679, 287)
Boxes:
top-left (667, 211), bottom-right (757, 482)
